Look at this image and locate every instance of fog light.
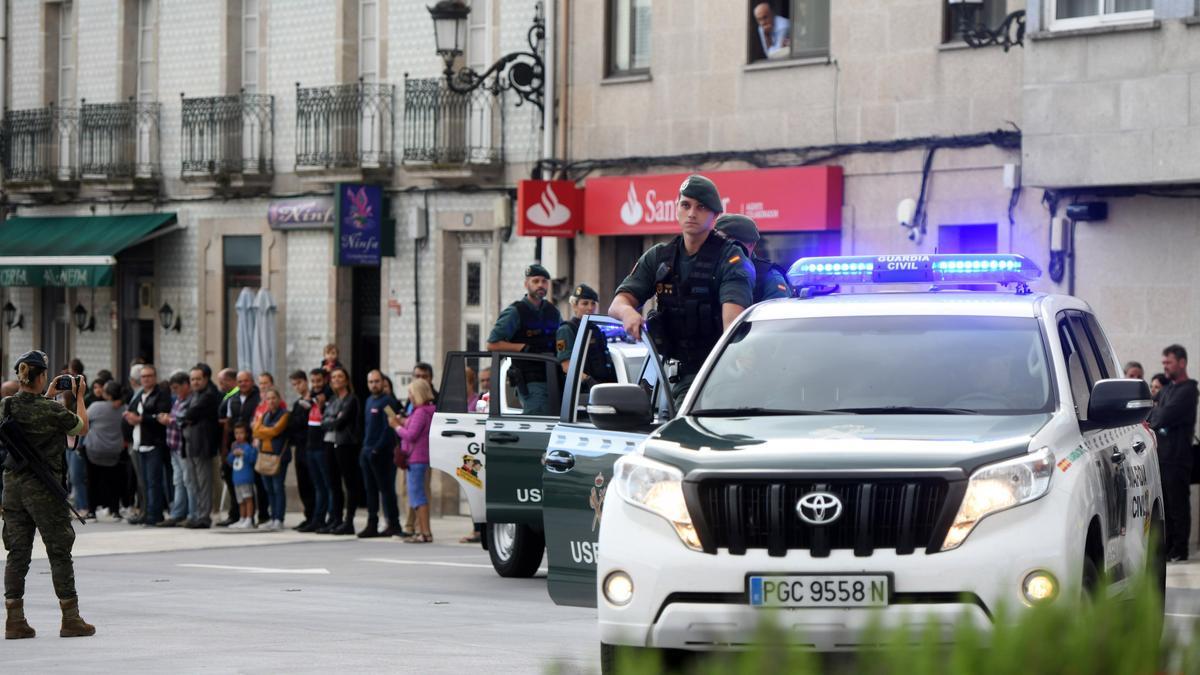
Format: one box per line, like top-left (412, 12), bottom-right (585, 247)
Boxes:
top-left (1021, 570), bottom-right (1058, 605)
top-left (603, 571), bottom-right (634, 606)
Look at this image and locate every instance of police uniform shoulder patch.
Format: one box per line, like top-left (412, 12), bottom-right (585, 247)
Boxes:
top-left (556, 339), bottom-right (567, 353)
top-left (728, 255), bottom-right (742, 264)
top-left (777, 284), bottom-right (788, 291)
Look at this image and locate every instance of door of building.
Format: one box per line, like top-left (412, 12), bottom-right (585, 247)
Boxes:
top-left (40, 287), bottom-right (69, 374)
top-left (351, 265), bottom-right (381, 394)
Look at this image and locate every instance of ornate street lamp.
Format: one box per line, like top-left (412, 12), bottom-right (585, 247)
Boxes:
top-left (427, 0), bottom-right (546, 112)
top-left (158, 302), bottom-right (180, 333)
top-left (949, 0), bottom-right (1025, 52)
top-left (2, 301), bottom-right (22, 330)
top-left (72, 303), bottom-right (94, 333)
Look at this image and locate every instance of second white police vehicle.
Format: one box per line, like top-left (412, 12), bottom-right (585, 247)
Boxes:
top-left (585, 254), bottom-right (1163, 658)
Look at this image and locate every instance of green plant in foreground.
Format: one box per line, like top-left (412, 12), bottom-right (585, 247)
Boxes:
top-left (569, 570), bottom-right (1200, 675)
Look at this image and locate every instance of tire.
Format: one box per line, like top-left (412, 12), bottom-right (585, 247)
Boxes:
top-left (1082, 553), bottom-right (1100, 601)
top-left (487, 522), bottom-right (545, 578)
top-left (600, 643), bottom-right (686, 675)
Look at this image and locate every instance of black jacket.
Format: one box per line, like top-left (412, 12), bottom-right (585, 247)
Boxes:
top-left (180, 384), bottom-right (222, 459)
top-left (287, 395), bottom-right (311, 448)
top-left (1148, 378), bottom-right (1198, 465)
top-left (124, 384), bottom-right (172, 449)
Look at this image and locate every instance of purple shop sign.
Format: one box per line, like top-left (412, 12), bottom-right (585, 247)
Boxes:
top-left (335, 183), bottom-right (383, 266)
top-left (267, 196), bottom-right (335, 230)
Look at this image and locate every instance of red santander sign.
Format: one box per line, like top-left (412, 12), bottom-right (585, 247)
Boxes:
top-left (517, 180), bottom-right (583, 238)
top-left (582, 166), bottom-right (842, 235)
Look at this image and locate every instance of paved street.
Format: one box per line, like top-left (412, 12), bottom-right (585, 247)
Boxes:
top-left (5, 514), bottom-right (1200, 673)
top-left (9, 516), bottom-right (598, 674)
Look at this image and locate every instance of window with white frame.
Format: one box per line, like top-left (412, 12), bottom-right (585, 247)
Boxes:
top-left (607, 0), bottom-right (651, 75)
top-left (242, 0), bottom-right (259, 93)
top-left (747, 0), bottom-right (830, 63)
top-left (1049, 0), bottom-right (1152, 30)
top-left (57, 1), bottom-right (75, 104)
top-left (942, 0), bottom-right (1008, 43)
top-left (467, 0), bottom-right (490, 71)
top-left (459, 239), bottom-right (492, 352)
top-left (359, 0), bottom-right (379, 82)
top-left (136, 0), bottom-right (157, 101)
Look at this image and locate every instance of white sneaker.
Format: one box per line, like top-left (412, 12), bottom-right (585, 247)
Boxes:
top-left (270, 520), bottom-right (282, 531)
top-left (233, 518), bottom-right (250, 530)
top-left (96, 507), bottom-right (111, 520)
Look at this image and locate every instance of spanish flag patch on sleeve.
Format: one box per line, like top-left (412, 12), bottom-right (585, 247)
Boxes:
top-left (728, 255), bottom-right (742, 264)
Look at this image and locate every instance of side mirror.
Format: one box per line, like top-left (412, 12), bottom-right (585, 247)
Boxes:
top-left (1086, 378), bottom-right (1153, 429)
top-left (587, 383), bottom-right (653, 432)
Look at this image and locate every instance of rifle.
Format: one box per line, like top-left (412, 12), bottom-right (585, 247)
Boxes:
top-left (0, 398), bottom-right (87, 525)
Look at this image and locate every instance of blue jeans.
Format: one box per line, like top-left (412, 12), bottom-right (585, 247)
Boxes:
top-left (169, 451), bottom-right (192, 521)
top-left (66, 449), bottom-right (88, 512)
top-left (519, 381), bottom-right (551, 416)
top-left (261, 449), bottom-right (291, 521)
top-left (138, 446), bottom-right (168, 524)
top-left (360, 447), bottom-right (400, 527)
top-left (307, 444), bottom-right (333, 525)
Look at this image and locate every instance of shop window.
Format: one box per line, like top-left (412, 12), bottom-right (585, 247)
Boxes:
top-left (937, 223), bottom-right (997, 254)
top-left (223, 235), bottom-right (262, 368)
top-left (1048, 0), bottom-right (1152, 30)
top-left (606, 0), bottom-right (651, 76)
top-left (747, 0), bottom-right (830, 63)
top-left (942, 0), bottom-right (1008, 43)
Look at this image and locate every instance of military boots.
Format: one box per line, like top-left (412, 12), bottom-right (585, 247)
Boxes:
top-left (5, 599), bottom-right (35, 639)
top-left (58, 598), bottom-right (95, 638)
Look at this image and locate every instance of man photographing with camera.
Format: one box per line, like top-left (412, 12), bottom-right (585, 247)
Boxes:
top-left (0, 350), bottom-right (95, 639)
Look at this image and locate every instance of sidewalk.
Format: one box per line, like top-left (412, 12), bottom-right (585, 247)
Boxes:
top-left (31, 514), bottom-right (479, 560)
top-left (1168, 558), bottom-right (1200, 591)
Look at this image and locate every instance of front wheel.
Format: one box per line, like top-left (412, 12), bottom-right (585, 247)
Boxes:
top-left (601, 643), bottom-right (689, 675)
top-left (487, 522), bottom-right (545, 578)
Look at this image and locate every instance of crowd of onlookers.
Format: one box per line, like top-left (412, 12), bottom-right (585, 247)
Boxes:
top-left (0, 345), bottom-right (441, 542)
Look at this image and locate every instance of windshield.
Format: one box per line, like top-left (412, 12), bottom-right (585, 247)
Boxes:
top-left (691, 315), bottom-right (1054, 416)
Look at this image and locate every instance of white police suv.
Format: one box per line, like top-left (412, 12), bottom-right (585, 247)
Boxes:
top-left (587, 254), bottom-right (1163, 659)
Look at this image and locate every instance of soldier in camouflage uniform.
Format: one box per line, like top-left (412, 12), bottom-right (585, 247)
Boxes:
top-left (2, 350), bottom-right (95, 639)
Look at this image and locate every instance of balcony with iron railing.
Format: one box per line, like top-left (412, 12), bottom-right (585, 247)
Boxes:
top-left (78, 99), bottom-right (161, 190)
top-left (402, 76), bottom-right (503, 174)
top-left (181, 92), bottom-right (274, 190)
top-left (1, 104), bottom-right (80, 192)
top-left (294, 80), bottom-right (394, 178)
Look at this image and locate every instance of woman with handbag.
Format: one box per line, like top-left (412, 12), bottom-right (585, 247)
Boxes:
top-left (390, 379), bottom-right (436, 543)
top-left (251, 388), bottom-right (290, 531)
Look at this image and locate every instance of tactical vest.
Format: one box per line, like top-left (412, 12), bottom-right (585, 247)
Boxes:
top-left (651, 234), bottom-right (727, 374)
top-left (511, 299), bottom-right (560, 383)
top-left (752, 257), bottom-right (793, 302)
top-left (570, 318), bottom-right (618, 384)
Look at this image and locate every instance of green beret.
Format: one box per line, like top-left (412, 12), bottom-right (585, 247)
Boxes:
top-left (572, 283), bottom-right (599, 302)
top-left (524, 263), bottom-right (550, 279)
top-left (14, 350), bottom-right (48, 373)
top-left (678, 174), bottom-right (724, 214)
top-left (714, 214), bottom-right (760, 247)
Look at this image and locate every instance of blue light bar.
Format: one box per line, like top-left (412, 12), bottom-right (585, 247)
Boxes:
top-left (788, 254), bottom-right (1041, 288)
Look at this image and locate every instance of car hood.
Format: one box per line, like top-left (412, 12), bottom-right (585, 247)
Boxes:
top-left (641, 413), bottom-right (1052, 477)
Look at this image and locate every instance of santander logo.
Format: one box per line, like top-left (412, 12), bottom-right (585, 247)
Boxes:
top-left (526, 183), bottom-right (572, 227)
top-left (619, 183), bottom-right (644, 226)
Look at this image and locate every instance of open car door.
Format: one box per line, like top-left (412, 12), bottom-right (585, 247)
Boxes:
top-left (430, 352), bottom-right (490, 532)
top-left (541, 315), bottom-right (675, 607)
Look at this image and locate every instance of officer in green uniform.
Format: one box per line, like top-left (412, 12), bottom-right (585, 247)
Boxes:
top-left (486, 264), bottom-right (563, 415)
top-left (556, 284), bottom-right (618, 388)
top-left (1, 350), bottom-right (95, 639)
top-left (714, 214), bottom-right (793, 302)
top-left (608, 174), bottom-right (755, 402)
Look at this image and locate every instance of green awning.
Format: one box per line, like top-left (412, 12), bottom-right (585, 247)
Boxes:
top-left (0, 213), bottom-right (178, 287)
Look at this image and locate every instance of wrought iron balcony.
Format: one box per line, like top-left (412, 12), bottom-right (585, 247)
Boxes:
top-left (1, 104), bottom-right (79, 186)
top-left (181, 92), bottom-right (274, 180)
top-left (295, 81), bottom-right (394, 171)
top-left (79, 99), bottom-right (161, 181)
top-left (402, 76), bottom-right (503, 166)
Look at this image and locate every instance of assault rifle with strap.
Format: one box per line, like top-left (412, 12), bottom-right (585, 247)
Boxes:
top-left (0, 398), bottom-right (87, 525)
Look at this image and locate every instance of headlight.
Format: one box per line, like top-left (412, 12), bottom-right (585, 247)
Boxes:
top-left (941, 447), bottom-right (1054, 551)
top-left (613, 454), bottom-right (702, 551)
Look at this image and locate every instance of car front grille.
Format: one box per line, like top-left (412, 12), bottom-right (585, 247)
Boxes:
top-left (690, 477), bottom-right (956, 557)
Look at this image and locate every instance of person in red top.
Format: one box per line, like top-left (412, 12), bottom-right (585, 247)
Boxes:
top-left (253, 372), bottom-right (286, 424)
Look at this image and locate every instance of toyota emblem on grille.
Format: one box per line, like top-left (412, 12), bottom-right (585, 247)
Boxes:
top-left (796, 492), bottom-right (843, 525)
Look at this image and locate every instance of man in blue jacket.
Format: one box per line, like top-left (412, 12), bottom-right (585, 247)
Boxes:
top-left (359, 369), bottom-right (402, 538)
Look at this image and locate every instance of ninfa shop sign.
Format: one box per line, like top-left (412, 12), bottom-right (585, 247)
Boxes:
top-left (582, 166), bottom-right (843, 235)
top-left (334, 183), bottom-right (394, 266)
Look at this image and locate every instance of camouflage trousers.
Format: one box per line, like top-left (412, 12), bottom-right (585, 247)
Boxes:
top-left (2, 473), bottom-right (77, 600)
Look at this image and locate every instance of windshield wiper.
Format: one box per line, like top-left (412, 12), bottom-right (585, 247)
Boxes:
top-left (824, 406), bottom-right (980, 415)
top-left (689, 407), bottom-right (831, 417)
